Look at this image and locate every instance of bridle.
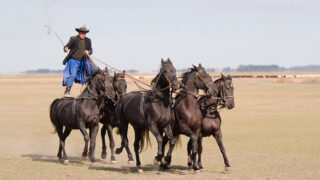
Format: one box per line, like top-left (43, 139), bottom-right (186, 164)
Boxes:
top-left (113, 76), bottom-right (126, 99)
top-left (153, 66), bottom-right (176, 93)
top-left (195, 68), bottom-right (216, 96)
top-left (85, 74), bottom-right (105, 100)
top-left (217, 80), bottom-right (234, 106)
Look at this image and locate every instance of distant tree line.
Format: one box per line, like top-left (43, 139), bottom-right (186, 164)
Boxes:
top-left (21, 65), bottom-right (320, 74)
top-left (222, 65), bottom-right (320, 72)
top-left (21, 69), bottom-right (63, 74)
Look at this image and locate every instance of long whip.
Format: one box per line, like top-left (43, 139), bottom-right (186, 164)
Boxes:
top-left (45, 24), bottom-right (65, 46)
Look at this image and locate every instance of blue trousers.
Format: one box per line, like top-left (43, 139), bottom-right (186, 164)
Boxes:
top-left (62, 58), bottom-right (96, 87)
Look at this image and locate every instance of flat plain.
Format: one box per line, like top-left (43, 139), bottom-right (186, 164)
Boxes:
top-left (0, 73), bottom-right (319, 180)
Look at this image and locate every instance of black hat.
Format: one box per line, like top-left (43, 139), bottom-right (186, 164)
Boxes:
top-left (75, 25), bottom-right (89, 33)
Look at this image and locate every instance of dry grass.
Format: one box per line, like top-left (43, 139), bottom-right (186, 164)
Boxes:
top-left (0, 74), bottom-right (320, 180)
top-left (276, 77), bottom-right (320, 84)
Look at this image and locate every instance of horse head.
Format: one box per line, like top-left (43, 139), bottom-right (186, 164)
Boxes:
top-left (159, 58), bottom-right (179, 92)
top-left (87, 69), bottom-right (107, 97)
top-left (191, 63), bottom-right (219, 96)
top-left (215, 74), bottom-right (234, 109)
top-left (113, 70), bottom-right (127, 98)
top-left (102, 69), bottom-right (116, 101)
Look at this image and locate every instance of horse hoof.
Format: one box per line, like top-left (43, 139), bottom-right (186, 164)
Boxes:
top-left (200, 168), bottom-right (205, 172)
top-left (161, 157), bottom-right (167, 165)
top-left (115, 148), bottom-right (122, 154)
top-left (194, 170), bottom-right (201, 174)
top-left (111, 160), bottom-right (117, 164)
top-left (63, 159), bottom-right (69, 165)
top-left (82, 156), bottom-right (87, 161)
top-left (225, 167), bottom-right (232, 173)
top-left (138, 169), bottom-right (143, 173)
top-left (153, 158), bottom-right (160, 165)
top-left (128, 160), bottom-right (134, 165)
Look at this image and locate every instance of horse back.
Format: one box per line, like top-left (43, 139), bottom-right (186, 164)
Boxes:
top-left (116, 92), bottom-right (146, 127)
top-left (50, 97), bottom-right (78, 129)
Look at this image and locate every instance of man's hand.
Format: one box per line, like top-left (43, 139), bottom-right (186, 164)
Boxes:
top-left (64, 47), bottom-right (69, 52)
top-left (84, 50), bottom-right (89, 55)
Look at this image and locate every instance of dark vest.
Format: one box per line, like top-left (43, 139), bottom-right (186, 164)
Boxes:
top-left (63, 36), bottom-right (92, 65)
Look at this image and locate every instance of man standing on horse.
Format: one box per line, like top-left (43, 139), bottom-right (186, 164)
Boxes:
top-left (62, 25), bottom-right (96, 97)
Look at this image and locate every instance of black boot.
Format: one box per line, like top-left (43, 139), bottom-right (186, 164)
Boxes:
top-left (64, 86), bottom-right (72, 97)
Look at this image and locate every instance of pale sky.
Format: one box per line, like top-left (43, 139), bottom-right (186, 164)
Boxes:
top-left (1, 0), bottom-right (319, 73)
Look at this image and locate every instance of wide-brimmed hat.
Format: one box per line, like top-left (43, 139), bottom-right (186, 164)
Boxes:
top-left (75, 26), bottom-right (89, 33)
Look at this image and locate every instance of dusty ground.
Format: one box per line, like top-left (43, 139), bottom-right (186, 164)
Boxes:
top-left (0, 74), bottom-right (319, 180)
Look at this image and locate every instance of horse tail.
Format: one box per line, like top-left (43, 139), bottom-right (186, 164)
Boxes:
top-left (49, 98), bottom-right (60, 134)
top-left (139, 129), bottom-right (151, 153)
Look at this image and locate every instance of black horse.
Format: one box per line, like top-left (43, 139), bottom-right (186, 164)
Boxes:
top-left (114, 58), bottom-right (179, 173)
top-left (100, 71), bottom-right (133, 163)
top-left (187, 74), bottom-right (234, 173)
top-left (50, 69), bottom-right (109, 164)
top-left (161, 64), bottom-right (219, 172)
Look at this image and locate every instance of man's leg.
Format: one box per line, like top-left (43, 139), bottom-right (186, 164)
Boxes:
top-left (63, 59), bottom-right (81, 97)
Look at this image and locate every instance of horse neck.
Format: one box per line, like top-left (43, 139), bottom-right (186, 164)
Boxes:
top-left (154, 73), bottom-right (170, 95)
top-left (183, 72), bottom-right (198, 93)
top-left (80, 83), bottom-right (99, 99)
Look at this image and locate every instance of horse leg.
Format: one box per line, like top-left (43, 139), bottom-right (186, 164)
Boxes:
top-left (56, 124), bottom-right (63, 161)
top-left (214, 130), bottom-right (231, 173)
top-left (57, 126), bottom-right (72, 164)
top-left (101, 124), bottom-right (107, 160)
top-left (124, 139), bottom-right (134, 163)
top-left (115, 120), bottom-right (128, 155)
top-left (79, 121), bottom-right (89, 160)
top-left (134, 128), bottom-right (143, 173)
top-left (187, 138), bottom-right (193, 168)
top-left (148, 121), bottom-right (163, 165)
top-left (115, 120), bottom-right (134, 163)
top-left (197, 136), bottom-right (204, 170)
top-left (106, 124), bottom-right (117, 163)
top-left (161, 135), bottom-right (168, 157)
top-left (161, 125), bottom-right (175, 168)
top-left (89, 124), bottom-right (99, 164)
top-left (191, 134), bottom-right (200, 173)
top-left (180, 127), bottom-right (200, 172)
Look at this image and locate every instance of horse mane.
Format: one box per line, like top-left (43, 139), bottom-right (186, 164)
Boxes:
top-left (150, 73), bottom-right (160, 86)
top-left (180, 67), bottom-right (197, 85)
top-left (86, 68), bottom-right (103, 84)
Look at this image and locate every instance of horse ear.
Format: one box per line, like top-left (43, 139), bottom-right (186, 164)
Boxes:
top-left (97, 68), bottom-right (103, 75)
top-left (192, 64), bottom-right (197, 69)
top-left (167, 58), bottom-right (171, 63)
top-left (221, 73), bottom-right (226, 80)
top-left (198, 63), bottom-right (202, 68)
top-left (122, 70), bottom-right (126, 74)
top-left (161, 58), bottom-right (164, 64)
